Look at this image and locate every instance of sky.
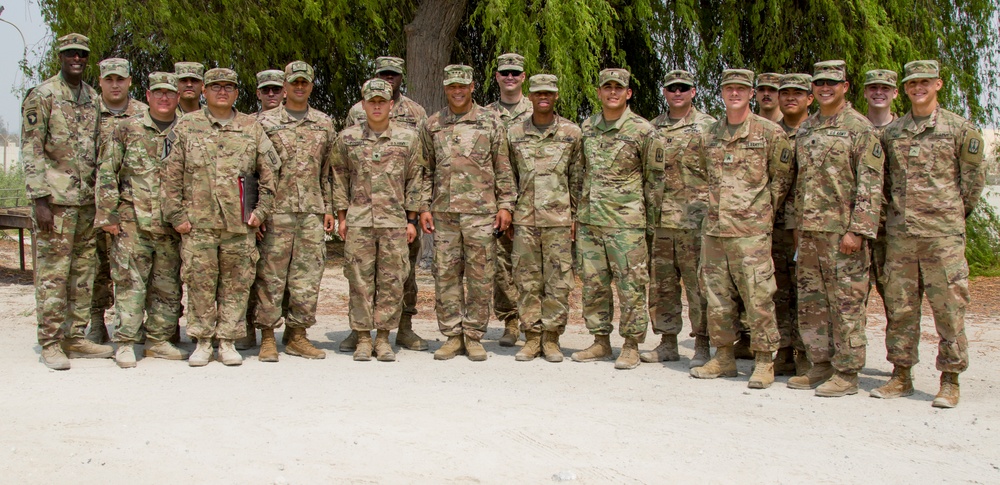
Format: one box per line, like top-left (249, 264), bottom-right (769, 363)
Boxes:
top-left (0, 0), bottom-right (48, 135)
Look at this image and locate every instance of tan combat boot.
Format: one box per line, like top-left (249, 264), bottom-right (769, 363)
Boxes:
top-left (258, 328), bottom-right (279, 362)
top-left (571, 335), bottom-right (612, 362)
top-left (434, 335), bottom-right (465, 360)
top-left (188, 338), bottom-right (213, 367)
top-left (144, 340), bottom-right (190, 360)
top-left (515, 331), bottom-right (542, 362)
top-left (217, 339), bottom-right (243, 366)
top-left (353, 331), bottom-right (373, 361)
top-left (235, 320), bottom-right (256, 350)
top-left (339, 330), bottom-right (359, 352)
top-left (815, 371), bottom-right (858, 397)
top-left (168, 322), bottom-right (182, 345)
top-left (787, 361), bottom-right (834, 389)
top-left (734, 333), bottom-right (753, 360)
top-left (115, 344), bottom-right (136, 369)
top-left (870, 366), bottom-right (914, 399)
top-left (690, 335), bottom-right (711, 368)
top-left (747, 351), bottom-right (774, 389)
top-left (794, 350), bottom-right (812, 376)
top-left (615, 337), bottom-right (640, 370)
top-left (374, 329), bottom-right (396, 362)
top-left (541, 331), bottom-right (564, 363)
top-left (498, 318), bottom-right (520, 347)
top-left (640, 334), bottom-right (679, 363)
top-left (286, 327), bottom-right (327, 359)
top-left (773, 347), bottom-right (796, 376)
top-left (40, 344), bottom-right (70, 370)
top-left (465, 336), bottom-right (488, 361)
top-left (86, 310), bottom-right (110, 344)
top-left (395, 315), bottom-right (428, 351)
top-left (690, 345), bottom-right (737, 378)
top-left (61, 337), bottom-right (114, 359)
top-left (932, 372), bottom-right (960, 408)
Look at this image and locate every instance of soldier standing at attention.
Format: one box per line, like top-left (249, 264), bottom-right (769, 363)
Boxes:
top-left (332, 78), bottom-right (426, 362)
top-left (642, 69), bottom-right (715, 367)
top-left (571, 68), bottom-right (666, 370)
top-left (487, 53), bottom-right (532, 347)
top-left (253, 61), bottom-right (336, 362)
top-left (255, 69), bottom-right (285, 113)
top-left (162, 68), bottom-right (278, 367)
top-left (689, 69), bottom-right (793, 389)
top-left (871, 60), bottom-right (985, 408)
top-left (507, 74), bottom-right (582, 362)
top-left (419, 64), bottom-right (515, 362)
top-left (755, 72), bottom-right (783, 123)
top-left (174, 62), bottom-right (204, 116)
top-left (96, 72), bottom-right (189, 367)
top-left (342, 56), bottom-right (429, 353)
top-left (23, 33), bottom-right (110, 369)
top-left (786, 61), bottom-right (884, 397)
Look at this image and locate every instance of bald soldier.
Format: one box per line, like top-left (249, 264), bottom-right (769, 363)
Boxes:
top-left (174, 61), bottom-right (205, 116)
top-left (756, 72), bottom-right (783, 124)
top-left (642, 69), bottom-right (716, 367)
top-left (256, 69), bottom-right (285, 113)
top-left (872, 60), bottom-right (985, 408)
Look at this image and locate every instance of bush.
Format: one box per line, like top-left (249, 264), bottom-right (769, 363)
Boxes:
top-left (0, 166), bottom-right (26, 208)
top-left (966, 200), bottom-right (1000, 277)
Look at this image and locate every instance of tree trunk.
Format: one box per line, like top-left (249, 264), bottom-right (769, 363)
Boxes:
top-left (405, 0), bottom-right (468, 114)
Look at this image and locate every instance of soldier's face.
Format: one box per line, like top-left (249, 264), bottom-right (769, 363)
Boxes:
top-left (903, 78), bottom-right (943, 107)
top-left (778, 88), bottom-right (813, 117)
top-left (146, 88), bottom-right (179, 117)
top-left (598, 82), bottom-right (631, 111)
top-left (377, 71), bottom-right (402, 94)
top-left (284, 79), bottom-right (312, 105)
top-left (178, 77), bottom-right (203, 101)
top-left (721, 84), bottom-right (752, 111)
top-left (256, 85), bottom-right (284, 110)
top-left (663, 84), bottom-right (694, 110)
top-left (528, 90), bottom-right (558, 114)
top-left (444, 82), bottom-right (474, 112)
top-left (755, 86), bottom-right (779, 110)
top-left (204, 82), bottom-right (238, 109)
top-left (59, 50), bottom-right (88, 77)
top-left (100, 75), bottom-right (131, 105)
top-left (812, 80), bottom-right (848, 109)
top-left (362, 96), bottom-right (394, 124)
top-left (865, 84), bottom-right (898, 109)
top-left (496, 70), bottom-right (525, 96)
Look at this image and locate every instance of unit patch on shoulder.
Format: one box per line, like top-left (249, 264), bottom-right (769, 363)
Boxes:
top-left (969, 138), bottom-right (980, 154)
top-left (872, 143), bottom-right (882, 158)
top-left (780, 148), bottom-right (791, 163)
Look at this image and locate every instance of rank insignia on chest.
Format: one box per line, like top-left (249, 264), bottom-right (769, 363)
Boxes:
top-left (724, 154), bottom-right (734, 164)
top-left (969, 138), bottom-right (980, 154)
top-left (373, 152), bottom-right (381, 162)
top-left (908, 146), bottom-right (921, 157)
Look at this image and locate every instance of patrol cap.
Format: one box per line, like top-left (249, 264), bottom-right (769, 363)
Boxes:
top-left (528, 74), bottom-right (558, 93)
top-left (812, 60), bottom-right (847, 82)
top-left (864, 69), bottom-right (898, 87)
top-left (174, 62), bottom-right (205, 81)
top-left (285, 61), bottom-right (315, 83)
top-left (756, 72), bottom-right (781, 89)
top-left (375, 56), bottom-right (404, 75)
top-left (663, 70), bottom-right (695, 87)
top-left (148, 72), bottom-right (178, 92)
top-left (204, 68), bottom-right (238, 86)
top-left (720, 69), bottom-right (754, 87)
top-left (99, 58), bottom-right (130, 79)
top-left (498, 53), bottom-right (525, 72)
top-left (443, 64), bottom-right (474, 86)
top-left (599, 68), bottom-right (630, 87)
top-left (256, 69), bottom-right (284, 89)
top-left (901, 60), bottom-right (939, 83)
top-left (57, 33), bottom-right (90, 53)
top-left (778, 73), bottom-right (812, 92)
top-left (362, 78), bottom-right (393, 101)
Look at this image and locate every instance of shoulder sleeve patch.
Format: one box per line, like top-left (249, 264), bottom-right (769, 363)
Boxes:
top-left (656, 148), bottom-right (664, 164)
top-left (968, 138), bottom-right (980, 154)
top-left (780, 148), bottom-right (791, 163)
top-left (872, 143), bottom-right (882, 158)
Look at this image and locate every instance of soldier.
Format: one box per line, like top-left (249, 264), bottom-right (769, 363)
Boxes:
top-left (486, 52), bottom-right (532, 347)
top-left (773, 73), bottom-right (814, 376)
top-left (419, 64), bottom-right (515, 361)
top-left (256, 69), bottom-right (285, 113)
top-left (162, 68), bottom-right (278, 367)
top-left (23, 33), bottom-right (110, 369)
top-left (332, 78), bottom-right (426, 362)
top-left (96, 72), bottom-right (190, 367)
top-left (342, 56), bottom-right (429, 353)
top-left (755, 72), bottom-right (783, 123)
top-left (689, 69), bottom-right (793, 389)
top-left (253, 61), bottom-right (335, 362)
top-left (571, 68), bottom-right (666, 370)
top-left (872, 60), bottom-right (985, 408)
top-left (174, 61), bottom-right (204, 116)
top-left (642, 69), bottom-right (715, 367)
top-left (87, 57), bottom-right (149, 344)
top-left (507, 74), bottom-right (582, 362)
top-left (862, 69), bottom-right (898, 322)
top-left (786, 61), bottom-right (884, 397)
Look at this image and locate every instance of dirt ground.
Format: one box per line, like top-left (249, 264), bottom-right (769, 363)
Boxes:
top-left (0, 237), bottom-right (998, 484)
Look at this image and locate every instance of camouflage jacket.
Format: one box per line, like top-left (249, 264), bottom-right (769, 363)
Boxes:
top-left (577, 107), bottom-right (667, 229)
top-left (776, 120), bottom-right (801, 230)
top-left (487, 96), bottom-right (533, 127)
top-left (162, 108), bottom-right (278, 233)
top-left (98, 97), bottom-right (148, 153)
top-left (794, 106), bottom-right (884, 239)
top-left (259, 106), bottom-right (336, 216)
top-left (95, 110), bottom-right (178, 235)
top-left (21, 73), bottom-right (100, 205)
top-left (699, 114), bottom-right (793, 237)
top-left (331, 121), bottom-right (427, 228)
top-left (881, 107), bottom-right (985, 237)
top-left (346, 95), bottom-right (427, 129)
top-left (420, 104), bottom-right (516, 214)
top-left (651, 107), bottom-right (716, 230)
top-left (508, 115), bottom-right (583, 227)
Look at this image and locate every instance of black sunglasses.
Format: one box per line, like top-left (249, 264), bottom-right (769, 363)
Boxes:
top-left (62, 49), bottom-right (89, 59)
top-left (260, 86), bottom-right (283, 94)
top-left (666, 84), bottom-right (693, 93)
top-left (498, 70), bottom-right (521, 77)
top-left (813, 79), bottom-right (843, 87)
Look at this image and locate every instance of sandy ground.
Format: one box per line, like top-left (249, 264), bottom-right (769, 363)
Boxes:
top-left (0, 238), bottom-right (999, 484)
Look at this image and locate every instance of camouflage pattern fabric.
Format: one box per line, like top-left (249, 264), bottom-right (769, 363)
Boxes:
top-left (110, 220), bottom-right (181, 343)
top-left (180, 229), bottom-right (258, 339)
top-left (512, 225), bottom-right (573, 333)
top-left (649, 228), bottom-right (706, 338)
top-left (576, 224), bottom-right (649, 340)
top-left (487, 96), bottom-right (533, 126)
top-left (343, 226), bottom-right (409, 331)
top-left (346, 95), bottom-right (427, 129)
top-left (258, 106), bottom-right (336, 216)
top-left (651, 107), bottom-right (715, 230)
top-left (254, 213), bottom-right (326, 329)
top-left (771, 227), bottom-right (802, 350)
top-left (432, 212), bottom-right (496, 339)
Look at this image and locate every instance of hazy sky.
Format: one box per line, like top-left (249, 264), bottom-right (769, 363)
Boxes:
top-left (0, 0), bottom-right (48, 135)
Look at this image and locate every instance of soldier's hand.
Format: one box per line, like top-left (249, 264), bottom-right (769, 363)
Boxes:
top-left (839, 232), bottom-right (862, 255)
top-left (248, 213), bottom-right (262, 228)
top-left (406, 223), bottom-right (417, 243)
top-left (255, 226), bottom-right (265, 241)
top-left (420, 212), bottom-right (435, 234)
top-left (34, 198), bottom-right (54, 232)
top-left (505, 226), bottom-right (514, 240)
top-left (323, 214), bottom-right (336, 233)
top-left (175, 221), bottom-right (192, 234)
top-left (338, 218), bottom-right (348, 241)
top-left (495, 209), bottom-right (512, 231)
top-left (102, 224), bottom-right (120, 236)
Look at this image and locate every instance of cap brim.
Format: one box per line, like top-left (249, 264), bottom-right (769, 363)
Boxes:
top-left (149, 84), bottom-right (177, 92)
top-left (498, 65), bottom-right (524, 72)
top-left (778, 84), bottom-right (810, 92)
top-left (811, 74), bottom-right (844, 82)
top-left (257, 81), bottom-right (283, 89)
top-left (756, 83), bottom-right (779, 89)
top-left (864, 80), bottom-right (897, 87)
top-left (59, 44), bottom-right (90, 52)
top-left (101, 70), bottom-right (130, 79)
top-left (664, 80), bottom-right (694, 87)
top-left (177, 75), bottom-right (204, 81)
top-left (528, 86), bottom-right (558, 93)
top-left (206, 79), bottom-right (237, 86)
top-left (286, 73), bottom-right (313, 83)
top-left (364, 93), bottom-right (392, 101)
top-left (900, 73), bottom-right (938, 84)
top-left (721, 80), bottom-right (753, 87)
top-left (376, 67), bottom-right (404, 75)
top-left (443, 78), bottom-right (472, 86)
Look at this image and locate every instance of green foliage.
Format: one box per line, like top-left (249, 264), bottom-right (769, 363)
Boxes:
top-left (0, 166), bottom-right (27, 209)
top-left (966, 198), bottom-right (1000, 277)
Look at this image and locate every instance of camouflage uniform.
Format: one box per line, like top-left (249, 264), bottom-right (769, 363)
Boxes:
top-left (775, 117), bottom-right (802, 352)
top-left (863, 69), bottom-right (899, 310)
top-left (173, 62), bottom-right (205, 117)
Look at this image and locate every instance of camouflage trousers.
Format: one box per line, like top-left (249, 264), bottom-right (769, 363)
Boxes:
top-left (883, 234), bottom-right (969, 373)
top-left (180, 229), bottom-right (257, 340)
top-left (494, 232), bottom-right (518, 323)
top-left (649, 227), bottom-right (707, 338)
top-left (92, 232), bottom-right (114, 312)
top-left (110, 219), bottom-right (182, 343)
top-left (511, 224), bottom-right (573, 333)
top-left (772, 228), bottom-right (803, 350)
top-left (432, 212), bottom-right (495, 340)
top-left (701, 234), bottom-right (779, 351)
top-left (867, 231), bottom-right (888, 307)
top-left (254, 213), bottom-right (326, 329)
top-left (401, 234), bottom-right (421, 319)
top-left (344, 226), bottom-right (409, 331)
top-left (577, 224), bottom-right (649, 340)
top-left (33, 203), bottom-right (98, 347)
top-left (796, 231), bottom-right (869, 373)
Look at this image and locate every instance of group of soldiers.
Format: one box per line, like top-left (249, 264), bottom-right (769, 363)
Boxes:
top-left (23, 32), bottom-right (983, 409)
